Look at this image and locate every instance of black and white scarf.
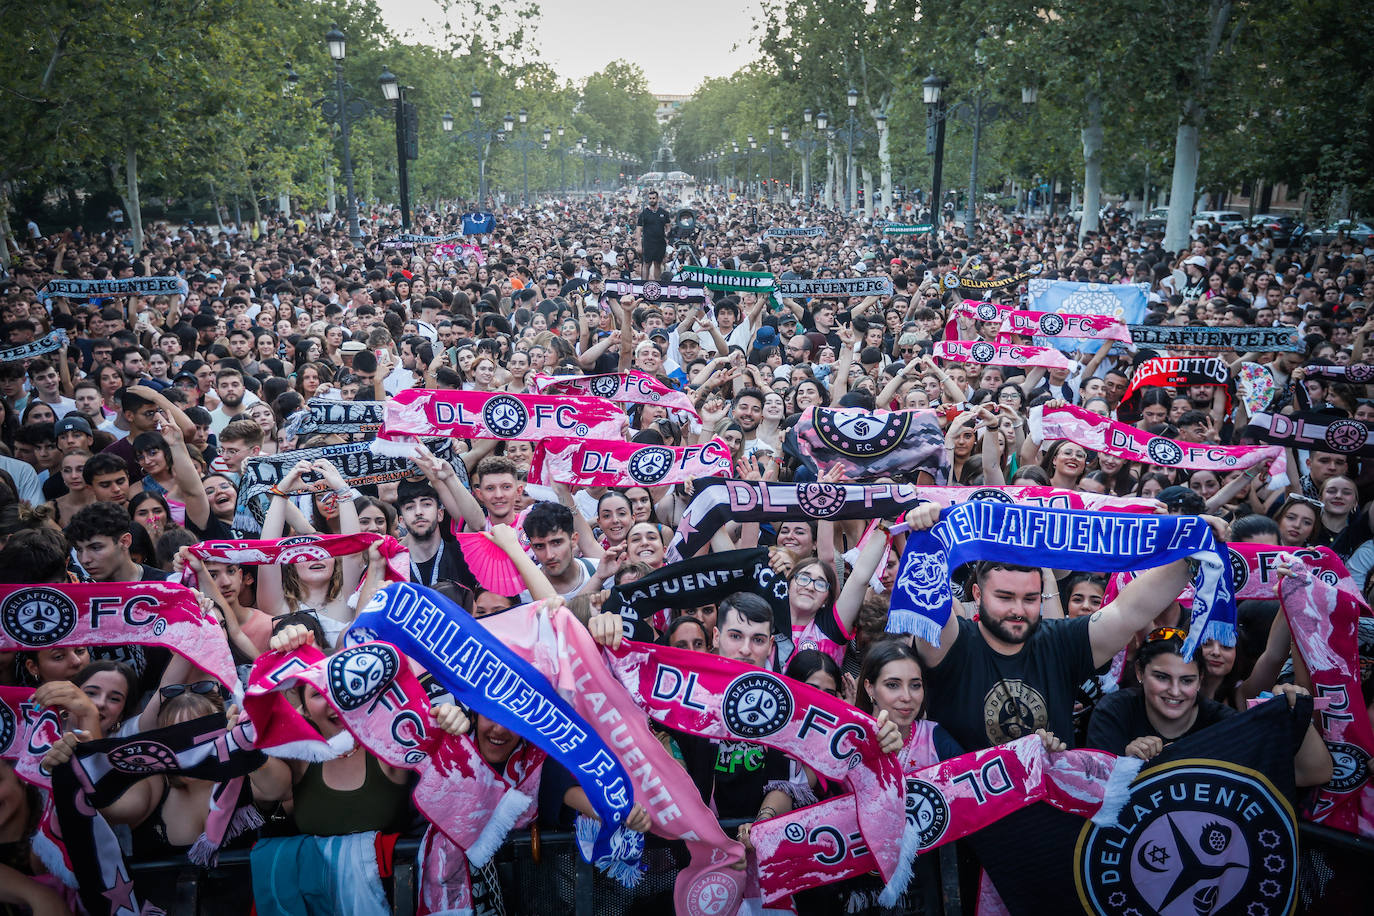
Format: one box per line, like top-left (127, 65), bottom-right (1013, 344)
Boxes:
top-left (1249, 411), bottom-right (1374, 458)
top-left (51, 713), bottom-right (265, 916)
top-left (602, 547), bottom-right (790, 642)
top-left (0, 328), bottom-right (66, 363)
top-left (1127, 325), bottom-right (1302, 352)
top-left (37, 276), bottom-right (188, 303)
top-left (775, 276), bottom-right (893, 298)
top-left (601, 278), bottom-right (706, 305)
top-left (293, 398), bottom-right (386, 437)
top-left (765, 227), bottom-right (827, 238)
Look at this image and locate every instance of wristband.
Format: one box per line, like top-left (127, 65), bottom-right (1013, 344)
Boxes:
top-left (268, 486), bottom-right (289, 498)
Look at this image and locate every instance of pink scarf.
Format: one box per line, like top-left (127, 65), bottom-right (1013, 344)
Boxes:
top-left (750, 734), bottom-right (1139, 907)
top-left (943, 300), bottom-right (1016, 340)
top-left (375, 389), bottom-right (627, 449)
top-left (479, 602), bottom-right (748, 916)
top-left (1102, 543), bottom-right (1365, 608)
top-left (998, 309), bottom-right (1130, 342)
top-left (607, 638), bottom-right (907, 903)
top-left (245, 642), bottom-right (547, 871)
top-left (0, 684), bottom-right (34, 761)
top-left (186, 532), bottom-right (411, 586)
top-left (0, 582), bottom-right (237, 694)
top-left (529, 436), bottom-right (732, 488)
top-left (912, 484), bottom-right (1159, 514)
top-left (935, 338), bottom-right (1074, 370)
top-left (1031, 403), bottom-right (1288, 482)
top-left (533, 370), bottom-right (700, 418)
top-left (1279, 561), bottom-right (1374, 837)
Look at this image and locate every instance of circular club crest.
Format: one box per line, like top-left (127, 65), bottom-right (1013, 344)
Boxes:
top-left (1146, 437), bottom-right (1185, 466)
top-left (482, 394), bottom-right (530, 438)
top-left (796, 483), bottom-right (847, 519)
top-left (108, 740), bottom-right (180, 774)
top-left (1075, 761), bottom-right (1297, 916)
top-left (942, 274), bottom-right (961, 291)
top-left (0, 701), bottom-right (14, 757)
top-left (722, 672), bottom-right (794, 740)
top-left (905, 778), bottom-right (951, 850)
top-left (975, 303), bottom-right (1000, 322)
top-left (969, 487), bottom-right (1015, 503)
top-left (1325, 741), bottom-right (1371, 794)
top-left (327, 644), bottom-right (400, 711)
top-left (1227, 547), bottom-right (1250, 593)
top-left (588, 375), bottom-right (621, 398)
top-left (1344, 364), bottom-right (1374, 383)
top-left (812, 408), bottom-right (912, 458)
top-left (1323, 419), bottom-right (1367, 454)
top-left (969, 341), bottom-right (996, 363)
top-left (627, 445), bottom-right (675, 485)
top-left (0, 587), bottom-right (78, 647)
top-left (685, 872), bottom-right (739, 916)
top-left (641, 281), bottom-right (663, 302)
top-left (1038, 313), bottom-right (1066, 336)
top-left (275, 534), bottom-right (330, 563)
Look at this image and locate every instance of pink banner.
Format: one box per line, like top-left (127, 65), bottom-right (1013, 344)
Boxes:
top-left (750, 735), bottom-right (1136, 906)
top-left (530, 437), bottom-right (732, 488)
top-left (913, 484), bottom-right (1160, 515)
top-left (943, 300), bottom-right (1016, 341)
top-left (1030, 403), bottom-right (1288, 481)
top-left (482, 603), bottom-right (747, 916)
top-left (998, 309), bottom-right (1130, 342)
top-left (1280, 565), bottom-right (1374, 838)
top-left (532, 370), bottom-right (700, 419)
top-left (935, 338), bottom-right (1074, 370)
top-left (0, 685), bottom-right (34, 761)
top-left (377, 389), bottom-right (627, 444)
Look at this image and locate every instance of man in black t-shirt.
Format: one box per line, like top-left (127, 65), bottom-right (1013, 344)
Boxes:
top-left (634, 190), bottom-right (670, 281)
top-left (902, 502), bottom-right (1226, 751)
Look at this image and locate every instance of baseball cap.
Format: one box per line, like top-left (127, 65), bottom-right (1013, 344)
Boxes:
top-left (1157, 485), bottom-right (1206, 514)
top-left (679, 332), bottom-right (701, 345)
top-left (755, 326), bottom-right (779, 348)
top-left (55, 415), bottom-right (93, 437)
top-left (648, 327), bottom-right (670, 341)
top-left (1184, 255), bottom-right (1208, 268)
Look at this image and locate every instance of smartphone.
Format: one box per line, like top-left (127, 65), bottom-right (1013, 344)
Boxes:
top-left (374, 348), bottom-right (386, 361)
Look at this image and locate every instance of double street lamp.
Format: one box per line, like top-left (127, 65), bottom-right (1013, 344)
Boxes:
top-left (790, 108), bottom-right (827, 202)
top-left (320, 25), bottom-right (368, 246)
top-left (828, 88), bottom-right (880, 214)
top-left (442, 90), bottom-right (496, 206)
top-left (503, 108), bottom-right (539, 206)
top-left (922, 72), bottom-right (1036, 228)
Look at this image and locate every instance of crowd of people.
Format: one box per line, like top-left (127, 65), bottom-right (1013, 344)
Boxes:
top-left (0, 184), bottom-right (1370, 915)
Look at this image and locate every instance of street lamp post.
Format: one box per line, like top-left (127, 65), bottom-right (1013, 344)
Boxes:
top-left (792, 109), bottom-right (824, 203)
top-left (747, 136), bottom-right (757, 199)
top-left (321, 25), bottom-right (364, 246)
top-left (844, 88), bottom-right (859, 213)
top-left (378, 66), bottom-right (414, 228)
top-left (441, 90), bottom-right (495, 206)
top-left (779, 127), bottom-right (790, 201)
top-left (503, 108), bottom-right (537, 206)
top-left (766, 126), bottom-right (776, 201)
top-left (922, 72), bottom-right (949, 223)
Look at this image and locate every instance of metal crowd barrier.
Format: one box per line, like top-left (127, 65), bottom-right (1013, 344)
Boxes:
top-left (121, 820), bottom-right (1373, 914)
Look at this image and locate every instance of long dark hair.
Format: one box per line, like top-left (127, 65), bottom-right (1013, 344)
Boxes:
top-left (856, 639), bottom-right (925, 719)
top-left (784, 649), bottom-right (842, 695)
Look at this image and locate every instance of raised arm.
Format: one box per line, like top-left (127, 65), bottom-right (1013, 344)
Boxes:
top-left (487, 523), bottom-right (558, 602)
top-left (160, 418), bottom-right (210, 531)
top-left (413, 442), bottom-right (486, 531)
top-left (835, 524), bottom-right (891, 633)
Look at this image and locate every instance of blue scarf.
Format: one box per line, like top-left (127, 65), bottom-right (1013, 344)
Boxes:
top-left (347, 582), bottom-right (636, 867)
top-left (889, 502), bottom-right (1234, 660)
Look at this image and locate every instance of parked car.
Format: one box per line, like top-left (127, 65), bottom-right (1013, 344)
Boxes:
top-left (1295, 221), bottom-right (1373, 251)
top-left (1248, 214), bottom-right (1299, 246)
top-left (1191, 210), bottom-right (1245, 231)
top-left (1137, 207), bottom-right (1170, 231)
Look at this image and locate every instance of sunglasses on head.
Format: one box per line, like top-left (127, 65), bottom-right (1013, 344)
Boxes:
top-left (1146, 626), bottom-right (1187, 643)
top-left (159, 680), bottom-right (226, 701)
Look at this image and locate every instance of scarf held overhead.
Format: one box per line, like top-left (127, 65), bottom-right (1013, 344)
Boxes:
top-left (376, 389), bottom-right (626, 446)
top-left (186, 533), bottom-right (410, 585)
top-left (608, 639), bottom-right (909, 897)
top-left (0, 328), bottom-right (67, 363)
top-left (346, 582), bottom-right (635, 866)
top-left (1030, 403), bottom-right (1288, 482)
top-left (765, 226), bottom-right (827, 238)
top-left (601, 278), bottom-right (707, 305)
top-left (480, 602), bottom-right (748, 916)
top-left (774, 276), bottom-right (893, 299)
top-left (675, 265), bottom-right (777, 293)
top-left (942, 263), bottom-right (1044, 292)
top-left (1303, 363), bottom-right (1374, 384)
top-left (667, 480), bottom-right (1159, 561)
top-left (889, 501), bottom-right (1235, 659)
top-left (296, 398), bottom-right (385, 436)
top-left (1250, 411), bottom-right (1374, 458)
top-left (1119, 356), bottom-right (1231, 414)
top-left (935, 338), bottom-right (1074, 370)
top-left (529, 437), bottom-right (732, 489)
top-left (531, 370), bottom-right (698, 418)
top-left (998, 309), bottom-right (1130, 342)
top-left (1127, 324), bottom-right (1303, 353)
top-left (793, 405), bottom-right (949, 482)
top-left (37, 275), bottom-right (189, 303)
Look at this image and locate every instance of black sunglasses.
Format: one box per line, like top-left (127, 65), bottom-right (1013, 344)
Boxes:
top-left (159, 680), bottom-right (227, 702)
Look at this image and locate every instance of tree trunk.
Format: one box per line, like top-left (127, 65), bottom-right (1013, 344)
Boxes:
top-left (862, 168), bottom-right (875, 218)
top-left (876, 115), bottom-right (892, 214)
top-left (1079, 92), bottom-right (1104, 242)
top-left (120, 141), bottom-right (144, 254)
top-left (1164, 0), bottom-right (1233, 253)
top-left (0, 182), bottom-right (13, 270)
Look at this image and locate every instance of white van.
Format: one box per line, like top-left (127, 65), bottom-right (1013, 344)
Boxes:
top-left (1192, 210), bottom-right (1244, 230)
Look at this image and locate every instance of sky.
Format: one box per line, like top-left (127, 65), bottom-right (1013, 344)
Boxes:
top-left (377, 0), bottom-right (765, 95)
